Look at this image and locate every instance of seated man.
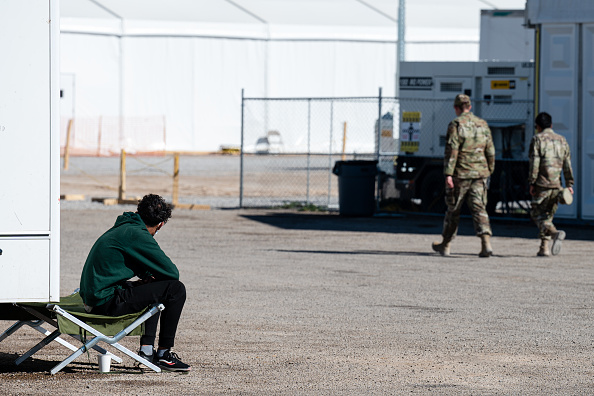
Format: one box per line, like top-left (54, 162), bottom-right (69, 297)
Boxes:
top-left (79, 194), bottom-right (190, 372)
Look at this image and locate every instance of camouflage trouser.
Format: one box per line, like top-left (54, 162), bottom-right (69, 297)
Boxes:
top-left (530, 186), bottom-right (561, 240)
top-left (442, 177), bottom-right (492, 241)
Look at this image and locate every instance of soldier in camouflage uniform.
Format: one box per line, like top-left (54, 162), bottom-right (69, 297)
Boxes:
top-left (432, 94), bottom-right (495, 257)
top-left (528, 112), bottom-right (574, 256)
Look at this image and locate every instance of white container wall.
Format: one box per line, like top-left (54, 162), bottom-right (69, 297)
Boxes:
top-left (0, 0), bottom-right (60, 302)
top-left (580, 24), bottom-right (594, 220)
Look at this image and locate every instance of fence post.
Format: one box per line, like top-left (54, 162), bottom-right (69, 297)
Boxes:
top-left (172, 153), bottom-right (180, 206)
top-left (239, 89), bottom-right (245, 208)
top-left (63, 118), bottom-right (73, 170)
top-left (97, 116), bottom-right (103, 157)
top-left (163, 115), bottom-right (167, 151)
top-left (306, 99), bottom-right (311, 204)
top-left (341, 121), bottom-right (347, 161)
top-left (376, 88), bottom-right (383, 211)
top-left (327, 100), bottom-right (334, 208)
top-left (118, 149), bottom-right (126, 202)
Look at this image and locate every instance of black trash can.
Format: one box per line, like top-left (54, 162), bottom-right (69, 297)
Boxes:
top-left (332, 160), bottom-right (378, 216)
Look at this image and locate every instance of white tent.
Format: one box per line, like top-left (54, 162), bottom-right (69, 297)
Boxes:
top-left (59, 0), bottom-right (526, 153)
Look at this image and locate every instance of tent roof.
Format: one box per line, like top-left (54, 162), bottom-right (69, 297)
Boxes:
top-left (60, 0), bottom-right (527, 41)
top-left (61, 0), bottom-right (396, 26)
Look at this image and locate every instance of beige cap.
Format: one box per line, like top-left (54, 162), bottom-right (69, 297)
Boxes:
top-left (454, 94), bottom-right (471, 107)
top-left (558, 188), bottom-right (573, 205)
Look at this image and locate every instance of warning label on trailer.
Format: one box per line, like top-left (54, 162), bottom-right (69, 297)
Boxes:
top-left (400, 111), bottom-right (421, 153)
top-left (400, 77), bottom-right (433, 90)
top-left (490, 80), bottom-right (516, 89)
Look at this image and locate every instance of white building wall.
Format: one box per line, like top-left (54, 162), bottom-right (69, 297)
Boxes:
top-left (538, 24), bottom-right (579, 219)
top-left (480, 10), bottom-right (534, 61)
top-left (580, 24), bottom-right (594, 219)
top-left (60, 34), bottom-right (120, 118)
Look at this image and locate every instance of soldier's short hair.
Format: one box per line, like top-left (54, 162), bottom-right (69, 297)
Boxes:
top-left (535, 112), bottom-right (552, 129)
top-left (454, 94), bottom-right (471, 109)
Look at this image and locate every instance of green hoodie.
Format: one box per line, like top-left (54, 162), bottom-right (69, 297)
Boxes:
top-left (79, 212), bottom-right (180, 307)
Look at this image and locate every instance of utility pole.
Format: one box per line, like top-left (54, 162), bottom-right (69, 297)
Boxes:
top-left (396, 0), bottom-right (405, 96)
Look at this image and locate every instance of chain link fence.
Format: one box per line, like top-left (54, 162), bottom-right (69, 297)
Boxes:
top-left (60, 116), bottom-right (167, 157)
top-left (240, 93), bottom-right (398, 209)
top-left (240, 93), bottom-right (535, 217)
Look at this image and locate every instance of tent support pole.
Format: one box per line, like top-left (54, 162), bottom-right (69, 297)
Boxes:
top-left (240, 89), bottom-right (245, 208)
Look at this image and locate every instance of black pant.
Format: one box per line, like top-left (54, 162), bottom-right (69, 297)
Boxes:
top-left (92, 280), bottom-right (186, 348)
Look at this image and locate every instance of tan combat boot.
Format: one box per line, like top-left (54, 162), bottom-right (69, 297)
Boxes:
top-left (551, 230), bottom-right (566, 256)
top-left (537, 239), bottom-right (551, 257)
top-left (478, 234), bottom-right (493, 258)
top-left (432, 239), bottom-right (451, 256)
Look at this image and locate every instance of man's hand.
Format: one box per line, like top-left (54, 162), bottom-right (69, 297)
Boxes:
top-left (136, 276), bottom-right (155, 286)
top-left (568, 186), bottom-right (574, 195)
top-left (446, 175), bottom-right (454, 189)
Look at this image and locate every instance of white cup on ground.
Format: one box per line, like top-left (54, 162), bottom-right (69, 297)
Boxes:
top-left (98, 354), bottom-right (111, 373)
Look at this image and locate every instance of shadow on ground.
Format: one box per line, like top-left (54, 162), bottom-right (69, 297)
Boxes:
top-left (0, 352), bottom-right (148, 376)
top-left (241, 212), bottom-right (594, 241)
top-left (0, 352), bottom-right (72, 374)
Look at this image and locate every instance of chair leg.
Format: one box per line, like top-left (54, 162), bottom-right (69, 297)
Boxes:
top-left (0, 320), bottom-right (27, 343)
top-left (16, 330), bottom-right (62, 365)
top-left (30, 322), bottom-right (79, 352)
top-left (50, 344), bottom-right (91, 375)
top-left (9, 306), bottom-right (91, 363)
top-left (1, 320), bottom-right (79, 365)
top-left (27, 323), bottom-right (123, 362)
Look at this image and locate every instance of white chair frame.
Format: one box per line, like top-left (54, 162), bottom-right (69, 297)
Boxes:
top-left (48, 303), bottom-right (165, 375)
top-left (0, 302), bottom-right (165, 374)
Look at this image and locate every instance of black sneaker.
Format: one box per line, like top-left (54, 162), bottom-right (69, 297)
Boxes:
top-left (139, 348), bottom-right (155, 361)
top-left (156, 350), bottom-right (191, 372)
top-left (136, 348), bottom-right (156, 370)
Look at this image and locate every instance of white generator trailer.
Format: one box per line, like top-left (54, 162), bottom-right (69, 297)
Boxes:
top-left (396, 61), bottom-right (534, 215)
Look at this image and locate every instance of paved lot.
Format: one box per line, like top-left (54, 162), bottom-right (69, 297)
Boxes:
top-left (1, 207), bottom-right (594, 395)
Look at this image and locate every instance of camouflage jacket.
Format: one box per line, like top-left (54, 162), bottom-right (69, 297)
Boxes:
top-left (528, 128), bottom-right (574, 188)
top-left (444, 112), bottom-right (495, 179)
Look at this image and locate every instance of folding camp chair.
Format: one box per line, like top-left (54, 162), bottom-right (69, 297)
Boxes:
top-left (48, 302), bottom-right (165, 374)
top-left (0, 302), bottom-right (123, 366)
top-left (0, 293), bottom-right (165, 374)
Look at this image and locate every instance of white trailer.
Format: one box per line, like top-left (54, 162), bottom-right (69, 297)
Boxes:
top-left (0, 0), bottom-right (60, 302)
top-left (396, 61), bottom-right (534, 214)
top-left (525, 0), bottom-right (594, 220)
top-left (480, 9), bottom-right (534, 62)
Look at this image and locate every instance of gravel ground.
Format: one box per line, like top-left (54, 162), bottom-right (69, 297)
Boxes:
top-left (1, 205), bottom-right (594, 395)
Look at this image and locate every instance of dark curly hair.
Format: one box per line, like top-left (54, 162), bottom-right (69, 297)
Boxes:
top-left (137, 194), bottom-right (172, 227)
